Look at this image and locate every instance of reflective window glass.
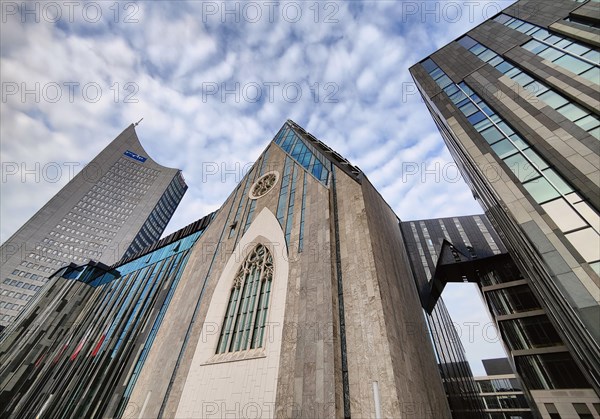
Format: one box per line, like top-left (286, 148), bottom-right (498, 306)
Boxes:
top-left (504, 153), bottom-right (540, 182)
top-left (538, 90), bottom-right (569, 109)
top-left (480, 126), bottom-right (505, 144)
top-left (538, 47), bottom-right (564, 62)
top-left (491, 139), bottom-right (519, 159)
top-left (554, 54), bottom-right (593, 74)
top-left (523, 177), bottom-right (561, 203)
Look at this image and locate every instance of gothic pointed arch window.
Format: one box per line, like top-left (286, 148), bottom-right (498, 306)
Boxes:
top-left (216, 244), bottom-right (273, 354)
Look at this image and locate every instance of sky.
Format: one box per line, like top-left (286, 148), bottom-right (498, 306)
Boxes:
top-left (0, 0), bottom-right (517, 375)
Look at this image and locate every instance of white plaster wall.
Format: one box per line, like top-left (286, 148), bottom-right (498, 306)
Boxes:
top-left (175, 208), bottom-right (289, 418)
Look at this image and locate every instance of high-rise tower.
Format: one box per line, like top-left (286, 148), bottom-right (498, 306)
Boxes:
top-left (0, 124), bottom-right (187, 328)
top-left (410, 0), bottom-right (600, 416)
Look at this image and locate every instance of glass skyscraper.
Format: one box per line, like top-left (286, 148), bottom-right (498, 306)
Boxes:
top-left (410, 0), bottom-right (599, 416)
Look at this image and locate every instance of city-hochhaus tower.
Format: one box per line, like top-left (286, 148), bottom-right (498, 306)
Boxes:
top-left (0, 124), bottom-right (187, 328)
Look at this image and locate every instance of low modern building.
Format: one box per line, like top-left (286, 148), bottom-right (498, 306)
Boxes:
top-left (0, 124), bottom-right (187, 328)
top-left (410, 0), bottom-right (600, 415)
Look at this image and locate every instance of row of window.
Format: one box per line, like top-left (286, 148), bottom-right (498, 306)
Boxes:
top-left (73, 205), bottom-right (125, 225)
top-left (476, 377), bottom-right (522, 394)
top-left (482, 394), bottom-right (528, 410)
top-left (82, 194), bottom-right (136, 213)
top-left (19, 260), bottom-right (54, 274)
top-left (0, 314), bottom-right (16, 323)
top-left (494, 14), bottom-right (599, 84)
top-left (65, 212), bottom-right (119, 232)
top-left (473, 215), bottom-right (502, 254)
top-left (274, 126), bottom-right (331, 185)
top-left (43, 236), bottom-right (106, 250)
top-left (298, 172), bottom-right (307, 252)
top-left (27, 252), bottom-right (68, 266)
top-left (77, 202), bottom-right (131, 219)
top-left (499, 314), bottom-right (563, 351)
top-left (10, 269), bottom-right (45, 282)
top-left (91, 183), bottom-right (140, 204)
top-left (113, 158), bottom-right (159, 180)
top-left (457, 36), bottom-right (600, 140)
top-left (0, 300), bottom-right (24, 312)
top-left (480, 262), bottom-right (524, 287)
top-left (486, 284), bottom-right (542, 316)
top-left (276, 157), bottom-right (294, 228)
top-left (410, 222), bottom-right (433, 280)
top-left (2, 282), bottom-right (40, 295)
top-left (422, 58), bottom-right (600, 271)
top-left (52, 222), bottom-right (114, 243)
top-left (3, 278), bottom-right (44, 293)
top-left (284, 166), bottom-right (299, 244)
top-left (107, 162), bottom-right (156, 185)
top-left (35, 244), bottom-right (101, 258)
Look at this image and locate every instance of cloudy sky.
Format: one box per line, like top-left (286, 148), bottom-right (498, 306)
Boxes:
top-left (0, 0), bottom-right (516, 374)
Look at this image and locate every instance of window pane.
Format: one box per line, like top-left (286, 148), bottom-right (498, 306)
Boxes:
top-left (524, 80), bottom-right (549, 97)
top-left (468, 111), bottom-right (487, 125)
top-left (491, 139), bottom-right (519, 158)
top-left (532, 28), bottom-right (551, 40)
top-left (523, 177), bottom-right (561, 203)
top-left (480, 126), bottom-right (505, 144)
top-left (496, 121), bottom-right (514, 136)
top-left (457, 36), bottom-right (477, 50)
top-left (538, 47), bottom-right (564, 62)
top-left (436, 74), bottom-right (453, 89)
top-left (554, 54), bottom-right (593, 74)
top-left (488, 56), bottom-right (503, 67)
top-left (564, 43), bottom-right (589, 56)
top-left (505, 67), bottom-right (522, 78)
top-left (545, 35), bottom-right (562, 45)
top-left (523, 148), bottom-right (549, 170)
top-left (479, 49), bottom-right (497, 62)
top-left (582, 49), bottom-right (600, 63)
top-left (580, 66), bottom-right (600, 84)
top-left (538, 90), bottom-right (569, 109)
top-left (474, 117), bottom-right (493, 132)
top-left (509, 134), bottom-right (529, 150)
top-left (449, 90), bottom-right (466, 104)
top-left (444, 83), bottom-right (459, 98)
top-left (495, 60), bottom-right (514, 74)
top-left (460, 101), bottom-right (479, 117)
top-left (429, 66), bottom-right (444, 80)
top-left (504, 153), bottom-right (540, 182)
top-left (513, 71), bottom-right (535, 86)
top-left (518, 22), bottom-right (535, 33)
top-left (523, 40), bottom-right (547, 54)
top-left (558, 103), bottom-right (589, 122)
top-left (542, 168), bottom-right (573, 194)
top-left (469, 43), bottom-right (486, 56)
top-left (565, 228), bottom-right (600, 263)
top-left (422, 58), bottom-right (437, 73)
top-left (575, 114), bottom-right (600, 131)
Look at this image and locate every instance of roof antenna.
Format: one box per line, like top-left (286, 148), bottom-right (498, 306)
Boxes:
top-left (134, 118), bottom-right (144, 127)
